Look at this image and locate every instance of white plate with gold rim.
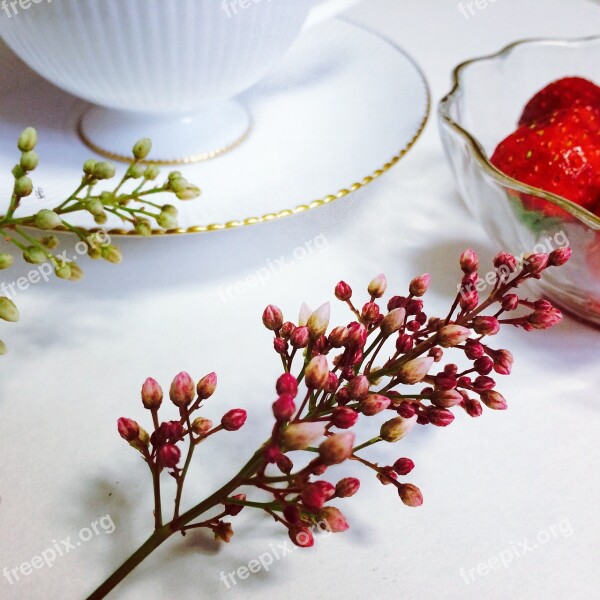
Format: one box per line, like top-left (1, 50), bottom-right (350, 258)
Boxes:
top-left (0, 18), bottom-right (429, 236)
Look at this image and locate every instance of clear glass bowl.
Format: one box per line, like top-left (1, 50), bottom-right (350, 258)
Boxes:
top-left (438, 36), bottom-right (600, 326)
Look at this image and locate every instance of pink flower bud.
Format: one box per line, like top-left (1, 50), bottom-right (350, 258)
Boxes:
top-left (169, 372), bottom-right (195, 407)
top-left (460, 249), bottom-right (479, 273)
top-left (381, 307), bottom-right (406, 335)
top-left (464, 339), bottom-right (485, 360)
top-left (473, 316), bottom-right (500, 336)
top-left (465, 399), bottom-right (483, 417)
top-left (307, 303), bottom-right (330, 339)
top-left (158, 443), bottom-right (181, 468)
top-left (398, 483), bottom-right (423, 507)
top-left (549, 247), bottom-right (571, 266)
top-left (290, 326), bottom-right (309, 348)
top-left (393, 457), bottom-right (415, 476)
top-left (427, 407), bottom-right (455, 427)
top-left (431, 389), bottom-right (463, 408)
top-left (141, 378), bottom-right (163, 410)
top-left (524, 253), bottom-right (549, 275)
top-left (380, 415), bottom-right (417, 442)
top-left (281, 422), bottom-right (325, 450)
top-left (262, 304), bottom-right (283, 331)
top-left (492, 349), bottom-right (513, 375)
top-left (118, 417), bottom-right (140, 441)
top-left (301, 482), bottom-right (328, 510)
top-left (474, 356), bottom-right (494, 375)
top-left (368, 273), bottom-right (387, 298)
top-left (191, 417), bottom-right (213, 436)
top-left (347, 375), bottom-right (369, 400)
top-left (319, 432), bottom-right (354, 465)
top-left (289, 526), bottom-right (314, 548)
top-left (493, 252), bottom-right (517, 272)
top-left (224, 493), bottom-right (246, 516)
top-left (319, 506), bottom-right (349, 533)
top-left (221, 409), bottom-right (247, 431)
top-left (276, 373), bottom-right (298, 397)
top-left (263, 445), bottom-right (282, 463)
top-left (305, 355), bottom-right (330, 390)
top-left (325, 372), bottom-right (339, 393)
top-left (434, 372), bottom-right (457, 391)
top-left (346, 322), bottom-right (368, 348)
top-left (196, 372), bottom-right (217, 400)
top-left (501, 294), bottom-right (519, 311)
top-left (473, 375), bottom-right (496, 391)
top-left (277, 455), bottom-right (293, 474)
top-left (409, 273), bottom-right (431, 297)
top-left (328, 326), bottom-right (349, 348)
top-left (396, 334), bottom-right (413, 354)
top-left (398, 402), bottom-right (416, 418)
top-left (273, 394), bottom-right (296, 422)
top-left (360, 394), bottom-right (391, 416)
top-left (361, 301), bottom-right (380, 322)
top-left (280, 321), bottom-right (296, 339)
top-left (438, 325), bottom-right (471, 348)
top-left (335, 281), bottom-right (352, 301)
top-left (336, 477), bottom-right (360, 497)
top-left (394, 356), bottom-right (434, 384)
top-left (298, 303), bottom-right (313, 326)
top-left (528, 307), bottom-right (562, 330)
top-left (480, 390), bottom-right (507, 410)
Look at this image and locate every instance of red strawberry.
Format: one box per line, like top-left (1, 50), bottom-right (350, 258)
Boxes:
top-left (491, 105), bottom-right (600, 217)
top-left (519, 77), bottom-right (600, 127)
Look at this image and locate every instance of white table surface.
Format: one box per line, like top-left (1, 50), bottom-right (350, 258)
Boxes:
top-left (1, 1), bottom-right (600, 599)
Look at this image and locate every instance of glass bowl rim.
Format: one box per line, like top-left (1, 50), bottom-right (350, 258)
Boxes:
top-left (438, 35), bottom-right (600, 230)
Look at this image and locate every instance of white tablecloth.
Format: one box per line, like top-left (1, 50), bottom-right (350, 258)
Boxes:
top-left (1, 1), bottom-right (599, 599)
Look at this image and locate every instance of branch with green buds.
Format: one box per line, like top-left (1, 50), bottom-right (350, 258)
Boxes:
top-left (0, 127), bottom-right (201, 354)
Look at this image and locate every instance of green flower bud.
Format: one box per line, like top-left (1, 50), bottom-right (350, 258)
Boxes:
top-left (34, 209), bottom-right (61, 230)
top-left (162, 204), bottom-right (178, 217)
top-left (169, 177), bottom-right (189, 193)
top-left (156, 211), bottom-right (177, 230)
top-left (94, 212), bottom-right (108, 225)
top-left (168, 170), bottom-right (182, 182)
top-left (20, 150), bottom-right (39, 172)
top-left (55, 264), bottom-right (72, 279)
top-left (126, 163), bottom-right (146, 179)
top-left (12, 164), bottom-right (25, 179)
top-left (134, 219), bottom-right (152, 236)
top-left (88, 246), bottom-right (102, 260)
top-left (176, 185), bottom-right (201, 201)
top-left (0, 253), bottom-right (14, 270)
top-left (143, 165), bottom-right (160, 180)
top-left (14, 176), bottom-right (33, 197)
top-left (40, 235), bottom-right (59, 250)
top-left (86, 198), bottom-right (104, 217)
top-left (23, 245), bottom-right (47, 265)
top-left (0, 339), bottom-right (6, 355)
top-left (92, 161), bottom-right (116, 180)
top-left (0, 297), bottom-right (19, 322)
top-left (18, 127), bottom-right (37, 152)
top-left (99, 191), bottom-right (114, 203)
top-left (83, 159), bottom-right (97, 175)
top-left (132, 138), bottom-right (152, 160)
top-left (69, 263), bottom-right (84, 281)
top-left (101, 245), bottom-right (122, 264)
top-left (117, 195), bottom-right (131, 207)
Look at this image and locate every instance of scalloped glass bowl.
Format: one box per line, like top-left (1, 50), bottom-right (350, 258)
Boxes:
top-left (438, 36), bottom-right (600, 326)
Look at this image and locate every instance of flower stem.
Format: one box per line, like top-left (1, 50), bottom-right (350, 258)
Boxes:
top-left (85, 447), bottom-right (266, 600)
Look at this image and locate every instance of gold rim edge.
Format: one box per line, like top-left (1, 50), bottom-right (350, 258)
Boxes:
top-left (45, 86), bottom-right (430, 238)
top-left (439, 35), bottom-right (600, 229)
top-left (77, 113), bottom-right (254, 166)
